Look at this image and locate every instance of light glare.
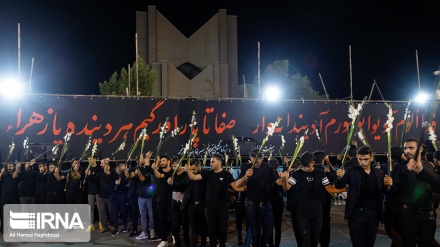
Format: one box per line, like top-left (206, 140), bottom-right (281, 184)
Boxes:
top-left (0, 77), bottom-right (24, 99)
top-left (263, 86), bottom-right (281, 102)
top-left (414, 92), bottom-right (429, 104)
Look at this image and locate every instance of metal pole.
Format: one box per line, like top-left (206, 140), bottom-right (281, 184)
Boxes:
top-left (258, 41), bottom-right (260, 97)
top-left (135, 33), bottom-right (139, 96)
top-left (18, 23), bottom-right (21, 80)
top-left (29, 58), bottom-right (34, 91)
top-left (318, 73), bottom-right (330, 100)
top-left (416, 50), bottom-right (421, 92)
top-left (128, 64), bottom-right (131, 96)
top-left (349, 45), bottom-right (353, 101)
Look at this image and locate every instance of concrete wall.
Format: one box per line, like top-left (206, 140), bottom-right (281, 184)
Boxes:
top-left (136, 6), bottom-right (238, 99)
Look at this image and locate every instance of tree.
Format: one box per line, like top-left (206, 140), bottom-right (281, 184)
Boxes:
top-left (240, 59), bottom-right (325, 99)
top-left (99, 57), bottom-right (157, 96)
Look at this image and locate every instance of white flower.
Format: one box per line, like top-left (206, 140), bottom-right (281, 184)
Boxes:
top-left (429, 126), bottom-right (437, 141)
top-left (267, 123), bottom-right (276, 136)
top-left (117, 139), bottom-right (126, 151)
top-left (358, 129), bottom-right (365, 142)
top-left (348, 104), bottom-right (360, 120)
top-left (23, 137), bottom-right (29, 149)
top-left (189, 121), bottom-right (197, 128)
top-left (385, 108), bottom-right (394, 133)
top-left (91, 142), bottom-right (98, 155)
top-left (183, 142), bottom-right (190, 153)
top-left (281, 135), bottom-right (285, 147)
top-left (138, 128), bottom-right (147, 140)
top-left (299, 136), bottom-right (305, 144)
top-left (52, 145), bottom-right (59, 155)
top-left (64, 132), bottom-right (73, 142)
top-left (85, 141), bottom-right (91, 152)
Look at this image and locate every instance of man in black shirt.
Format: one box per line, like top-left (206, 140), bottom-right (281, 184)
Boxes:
top-left (46, 163), bottom-right (66, 204)
top-left (0, 162), bottom-right (20, 232)
top-left (84, 156), bottom-right (100, 232)
top-left (181, 159), bottom-right (207, 247)
top-left (236, 149), bottom-right (279, 247)
top-left (390, 138), bottom-right (436, 247)
top-left (110, 162), bottom-right (129, 236)
top-left (341, 145), bottom-right (359, 171)
top-left (151, 155), bottom-right (173, 247)
top-left (35, 162), bottom-right (48, 204)
top-left (18, 159), bottom-right (38, 204)
top-left (186, 153), bottom-right (234, 247)
top-left (335, 146), bottom-right (393, 247)
top-left (268, 158), bottom-right (283, 247)
top-left (168, 158), bottom-right (190, 247)
top-left (65, 158), bottom-right (84, 204)
top-left (96, 158), bottom-right (113, 233)
top-left (130, 152), bottom-right (159, 240)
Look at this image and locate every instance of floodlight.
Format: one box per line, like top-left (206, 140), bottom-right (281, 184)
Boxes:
top-left (0, 77), bottom-right (24, 99)
top-left (263, 86), bottom-right (281, 102)
top-left (414, 92), bottom-right (429, 104)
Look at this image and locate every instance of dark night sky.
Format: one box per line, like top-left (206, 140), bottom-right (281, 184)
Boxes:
top-left (1, 0), bottom-right (440, 100)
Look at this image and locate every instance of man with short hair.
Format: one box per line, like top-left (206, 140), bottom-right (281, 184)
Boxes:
top-left (236, 149), bottom-right (279, 247)
top-left (186, 153), bottom-right (234, 247)
top-left (46, 163), bottom-right (66, 204)
top-left (96, 158), bottom-right (113, 233)
top-left (35, 162), bottom-right (48, 204)
top-left (18, 159), bottom-right (38, 204)
top-left (335, 146), bottom-right (393, 247)
top-left (390, 139), bottom-right (436, 247)
top-left (84, 156), bottom-right (100, 232)
top-left (65, 158), bottom-right (84, 204)
top-left (0, 162), bottom-right (20, 232)
top-left (110, 162), bottom-right (129, 236)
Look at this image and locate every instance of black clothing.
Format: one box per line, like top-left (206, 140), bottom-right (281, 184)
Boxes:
top-left (46, 172), bottom-right (66, 204)
top-left (97, 169), bottom-right (114, 199)
top-left (19, 169), bottom-right (38, 197)
top-left (391, 161), bottom-right (436, 247)
top-left (35, 172), bottom-right (48, 203)
top-left (240, 163), bottom-right (277, 203)
top-left (85, 165), bottom-right (100, 195)
top-left (1, 172), bottom-right (20, 194)
top-left (136, 165), bottom-right (153, 198)
top-left (335, 166), bottom-right (386, 247)
top-left (342, 157), bottom-right (359, 171)
top-left (201, 170), bottom-right (234, 211)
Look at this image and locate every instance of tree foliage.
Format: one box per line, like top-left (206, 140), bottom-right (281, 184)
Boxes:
top-left (99, 57), bottom-right (157, 96)
top-left (239, 59), bottom-right (325, 100)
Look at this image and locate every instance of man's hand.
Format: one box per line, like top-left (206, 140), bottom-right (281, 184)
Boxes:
top-left (167, 177), bottom-right (173, 185)
top-left (85, 169), bottom-right (91, 176)
top-left (145, 151), bottom-right (152, 159)
top-left (55, 167), bottom-right (60, 175)
top-left (407, 158), bottom-right (423, 173)
top-left (245, 168), bottom-right (253, 178)
top-left (384, 175), bottom-right (393, 186)
top-left (336, 168), bottom-right (345, 179)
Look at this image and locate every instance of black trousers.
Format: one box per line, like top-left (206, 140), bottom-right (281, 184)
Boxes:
top-left (319, 200), bottom-right (331, 247)
top-left (129, 194), bottom-right (139, 232)
top-left (205, 208), bottom-right (229, 247)
top-left (347, 207), bottom-right (379, 247)
top-left (397, 205), bottom-right (436, 247)
top-left (383, 202), bottom-right (401, 247)
top-left (171, 200), bottom-right (190, 247)
top-left (188, 202), bottom-right (207, 247)
top-left (111, 192), bottom-right (127, 230)
top-left (66, 191), bottom-right (84, 204)
top-left (235, 200), bottom-right (247, 238)
top-left (269, 196), bottom-right (284, 247)
top-left (46, 192), bottom-right (65, 204)
top-left (297, 215), bottom-right (322, 247)
top-left (158, 198), bottom-right (172, 241)
top-left (1, 194), bottom-right (20, 229)
top-left (289, 202), bottom-right (302, 247)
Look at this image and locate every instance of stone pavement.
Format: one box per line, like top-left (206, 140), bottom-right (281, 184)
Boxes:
top-left (1, 205), bottom-right (439, 246)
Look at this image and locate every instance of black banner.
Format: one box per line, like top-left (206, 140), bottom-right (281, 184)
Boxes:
top-left (0, 95), bottom-right (435, 162)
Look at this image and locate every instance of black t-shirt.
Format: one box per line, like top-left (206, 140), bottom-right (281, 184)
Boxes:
top-left (65, 169), bottom-right (84, 192)
top-left (137, 166), bottom-right (153, 198)
top-left (1, 172), bottom-right (20, 195)
top-left (86, 165), bottom-right (100, 195)
top-left (201, 169), bottom-right (234, 211)
top-left (156, 167), bottom-right (173, 202)
top-left (46, 172), bottom-right (66, 194)
top-left (239, 162), bottom-right (278, 203)
top-left (35, 172), bottom-right (48, 197)
top-left (288, 169), bottom-right (330, 218)
top-left (19, 169), bottom-right (38, 197)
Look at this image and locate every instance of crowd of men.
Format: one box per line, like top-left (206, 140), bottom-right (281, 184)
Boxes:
top-left (0, 138), bottom-right (440, 247)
